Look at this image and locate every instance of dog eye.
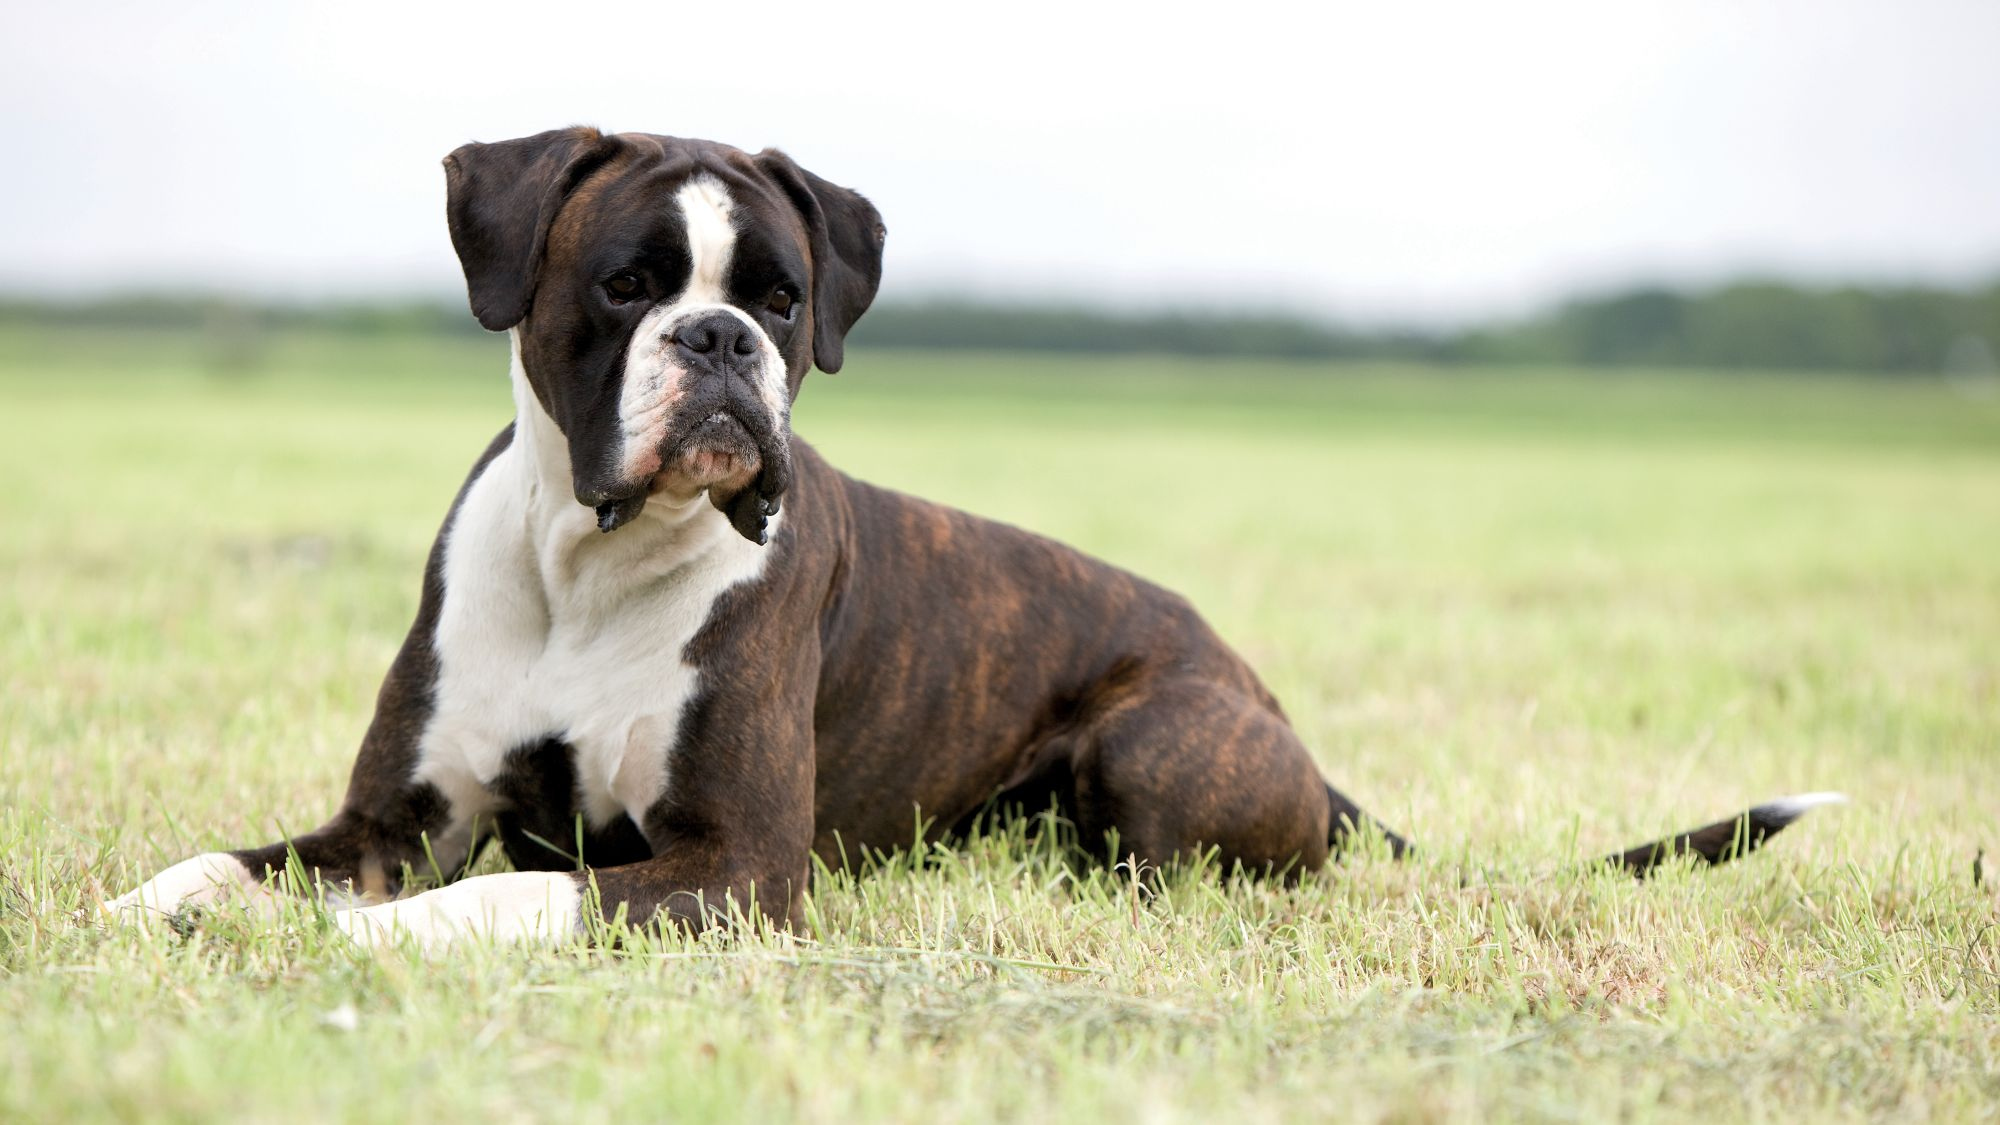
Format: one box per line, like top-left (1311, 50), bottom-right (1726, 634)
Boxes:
top-left (603, 272), bottom-right (644, 303)
top-left (766, 288), bottom-right (794, 318)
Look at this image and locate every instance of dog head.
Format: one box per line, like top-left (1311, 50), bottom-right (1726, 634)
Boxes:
top-left (442, 127), bottom-right (885, 542)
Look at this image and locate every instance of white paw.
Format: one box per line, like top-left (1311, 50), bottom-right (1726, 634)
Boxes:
top-left (104, 852), bottom-right (260, 924)
top-left (333, 870), bottom-right (583, 954)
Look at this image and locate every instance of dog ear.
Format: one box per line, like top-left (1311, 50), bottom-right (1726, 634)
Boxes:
top-left (755, 150), bottom-right (886, 374)
top-left (443, 126), bottom-right (617, 332)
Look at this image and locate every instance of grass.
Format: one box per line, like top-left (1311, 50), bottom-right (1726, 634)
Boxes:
top-left (1, 324), bottom-right (1997, 1122)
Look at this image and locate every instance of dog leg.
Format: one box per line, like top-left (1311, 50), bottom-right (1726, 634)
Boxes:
top-left (329, 843), bottom-right (805, 954)
top-left (103, 852), bottom-right (272, 925)
top-left (1067, 674), bottom-right (1338, 877)
top-left (107, 434), bottom-right (512, 927)
top-left (327, 726), bottom-right (814, 954)
top-left (105, 786), bottom-right (476, 926)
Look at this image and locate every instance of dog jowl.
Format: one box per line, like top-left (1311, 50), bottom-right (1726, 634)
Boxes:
top-left (108, 127), bottom-right (1841, 951)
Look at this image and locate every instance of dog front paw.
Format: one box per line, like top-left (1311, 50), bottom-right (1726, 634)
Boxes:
top-left (103, 852), bottom-right (260, 927)
top-left (331, 871), bottom-right (585, 954)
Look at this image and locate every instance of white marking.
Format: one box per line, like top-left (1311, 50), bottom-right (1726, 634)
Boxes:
top-left (615, 174), bottom-right (792, 483)
top-left (1753, 791), bottom-right (1850, 820)
top-left (409, 336), bottom-right (775, 854)
top-left (678, 174), bottom-right (737, 305)
top-left (105, 852), bottom-right (260, 922)
top-left (334, 870), bottom-right (582, 953)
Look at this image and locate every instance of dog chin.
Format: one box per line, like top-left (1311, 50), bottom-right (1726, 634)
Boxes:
top-left (649, 414), bottom-right (763, 502)
top-left (648, 445), bottom-right (761, 504)
top-left (594, 412), bottom-right (786, 537)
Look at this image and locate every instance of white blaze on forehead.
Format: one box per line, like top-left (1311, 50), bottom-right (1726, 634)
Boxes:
top-left (676, 174), bottom-right (737, 304)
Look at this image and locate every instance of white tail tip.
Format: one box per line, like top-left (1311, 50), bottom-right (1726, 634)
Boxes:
top-left (1753, 791), bottom-right (1850, 821)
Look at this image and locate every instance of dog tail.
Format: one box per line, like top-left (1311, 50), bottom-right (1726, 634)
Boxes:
top-left (1595, 790), bottom-right (1847, 877)
top-left (1326, 784), bottom-right (1414, 859)
top-left (1327, 785), bottom-right (1845, 876)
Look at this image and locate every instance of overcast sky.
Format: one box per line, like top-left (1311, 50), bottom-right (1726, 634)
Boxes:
top-left (3, 0), bottom-right (1996, 325)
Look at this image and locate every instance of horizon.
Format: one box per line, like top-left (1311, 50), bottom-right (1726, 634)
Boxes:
top-left (6, 272), bottom-right (1997, 336)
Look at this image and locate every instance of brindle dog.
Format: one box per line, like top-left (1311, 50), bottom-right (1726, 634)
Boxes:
top-left (109, 129), bottom-right (1841, 950)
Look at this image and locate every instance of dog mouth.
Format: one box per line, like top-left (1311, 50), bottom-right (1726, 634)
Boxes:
top-left (591, 408), bottom-right (791, 543)
top-left (647, 412), bottom-right (760, 495)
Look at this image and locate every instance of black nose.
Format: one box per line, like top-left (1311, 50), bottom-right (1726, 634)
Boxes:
top-left (671, 311), bottom-right (758, 360)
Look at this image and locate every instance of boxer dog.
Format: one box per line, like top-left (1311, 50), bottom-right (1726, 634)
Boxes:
top-left (109, 127), bottom-right (1843, 950)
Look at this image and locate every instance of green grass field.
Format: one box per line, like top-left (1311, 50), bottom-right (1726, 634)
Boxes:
top-left (2, 325), bottom-right (1997, 1121)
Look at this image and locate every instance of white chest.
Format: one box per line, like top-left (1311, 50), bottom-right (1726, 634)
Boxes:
top-left (412, 440), bottom-right (770, 834)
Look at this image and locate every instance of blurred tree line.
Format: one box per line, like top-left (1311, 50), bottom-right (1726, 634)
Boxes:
top-left (1446, 281), bottom-right (2000, 373)
top-left (5, 278), bottom-right (1996, 375)
top-left (859, 282), bottom-right (2000, 374)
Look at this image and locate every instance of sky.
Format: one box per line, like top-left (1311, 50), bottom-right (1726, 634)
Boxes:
top-left (3, 0), bottom-right (1997, 326)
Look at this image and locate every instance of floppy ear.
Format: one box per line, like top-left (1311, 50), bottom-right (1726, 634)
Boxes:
top-left (755, 150), bottom-right (886, 374)
top-left (443, 126), bottom-right (617, 332)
